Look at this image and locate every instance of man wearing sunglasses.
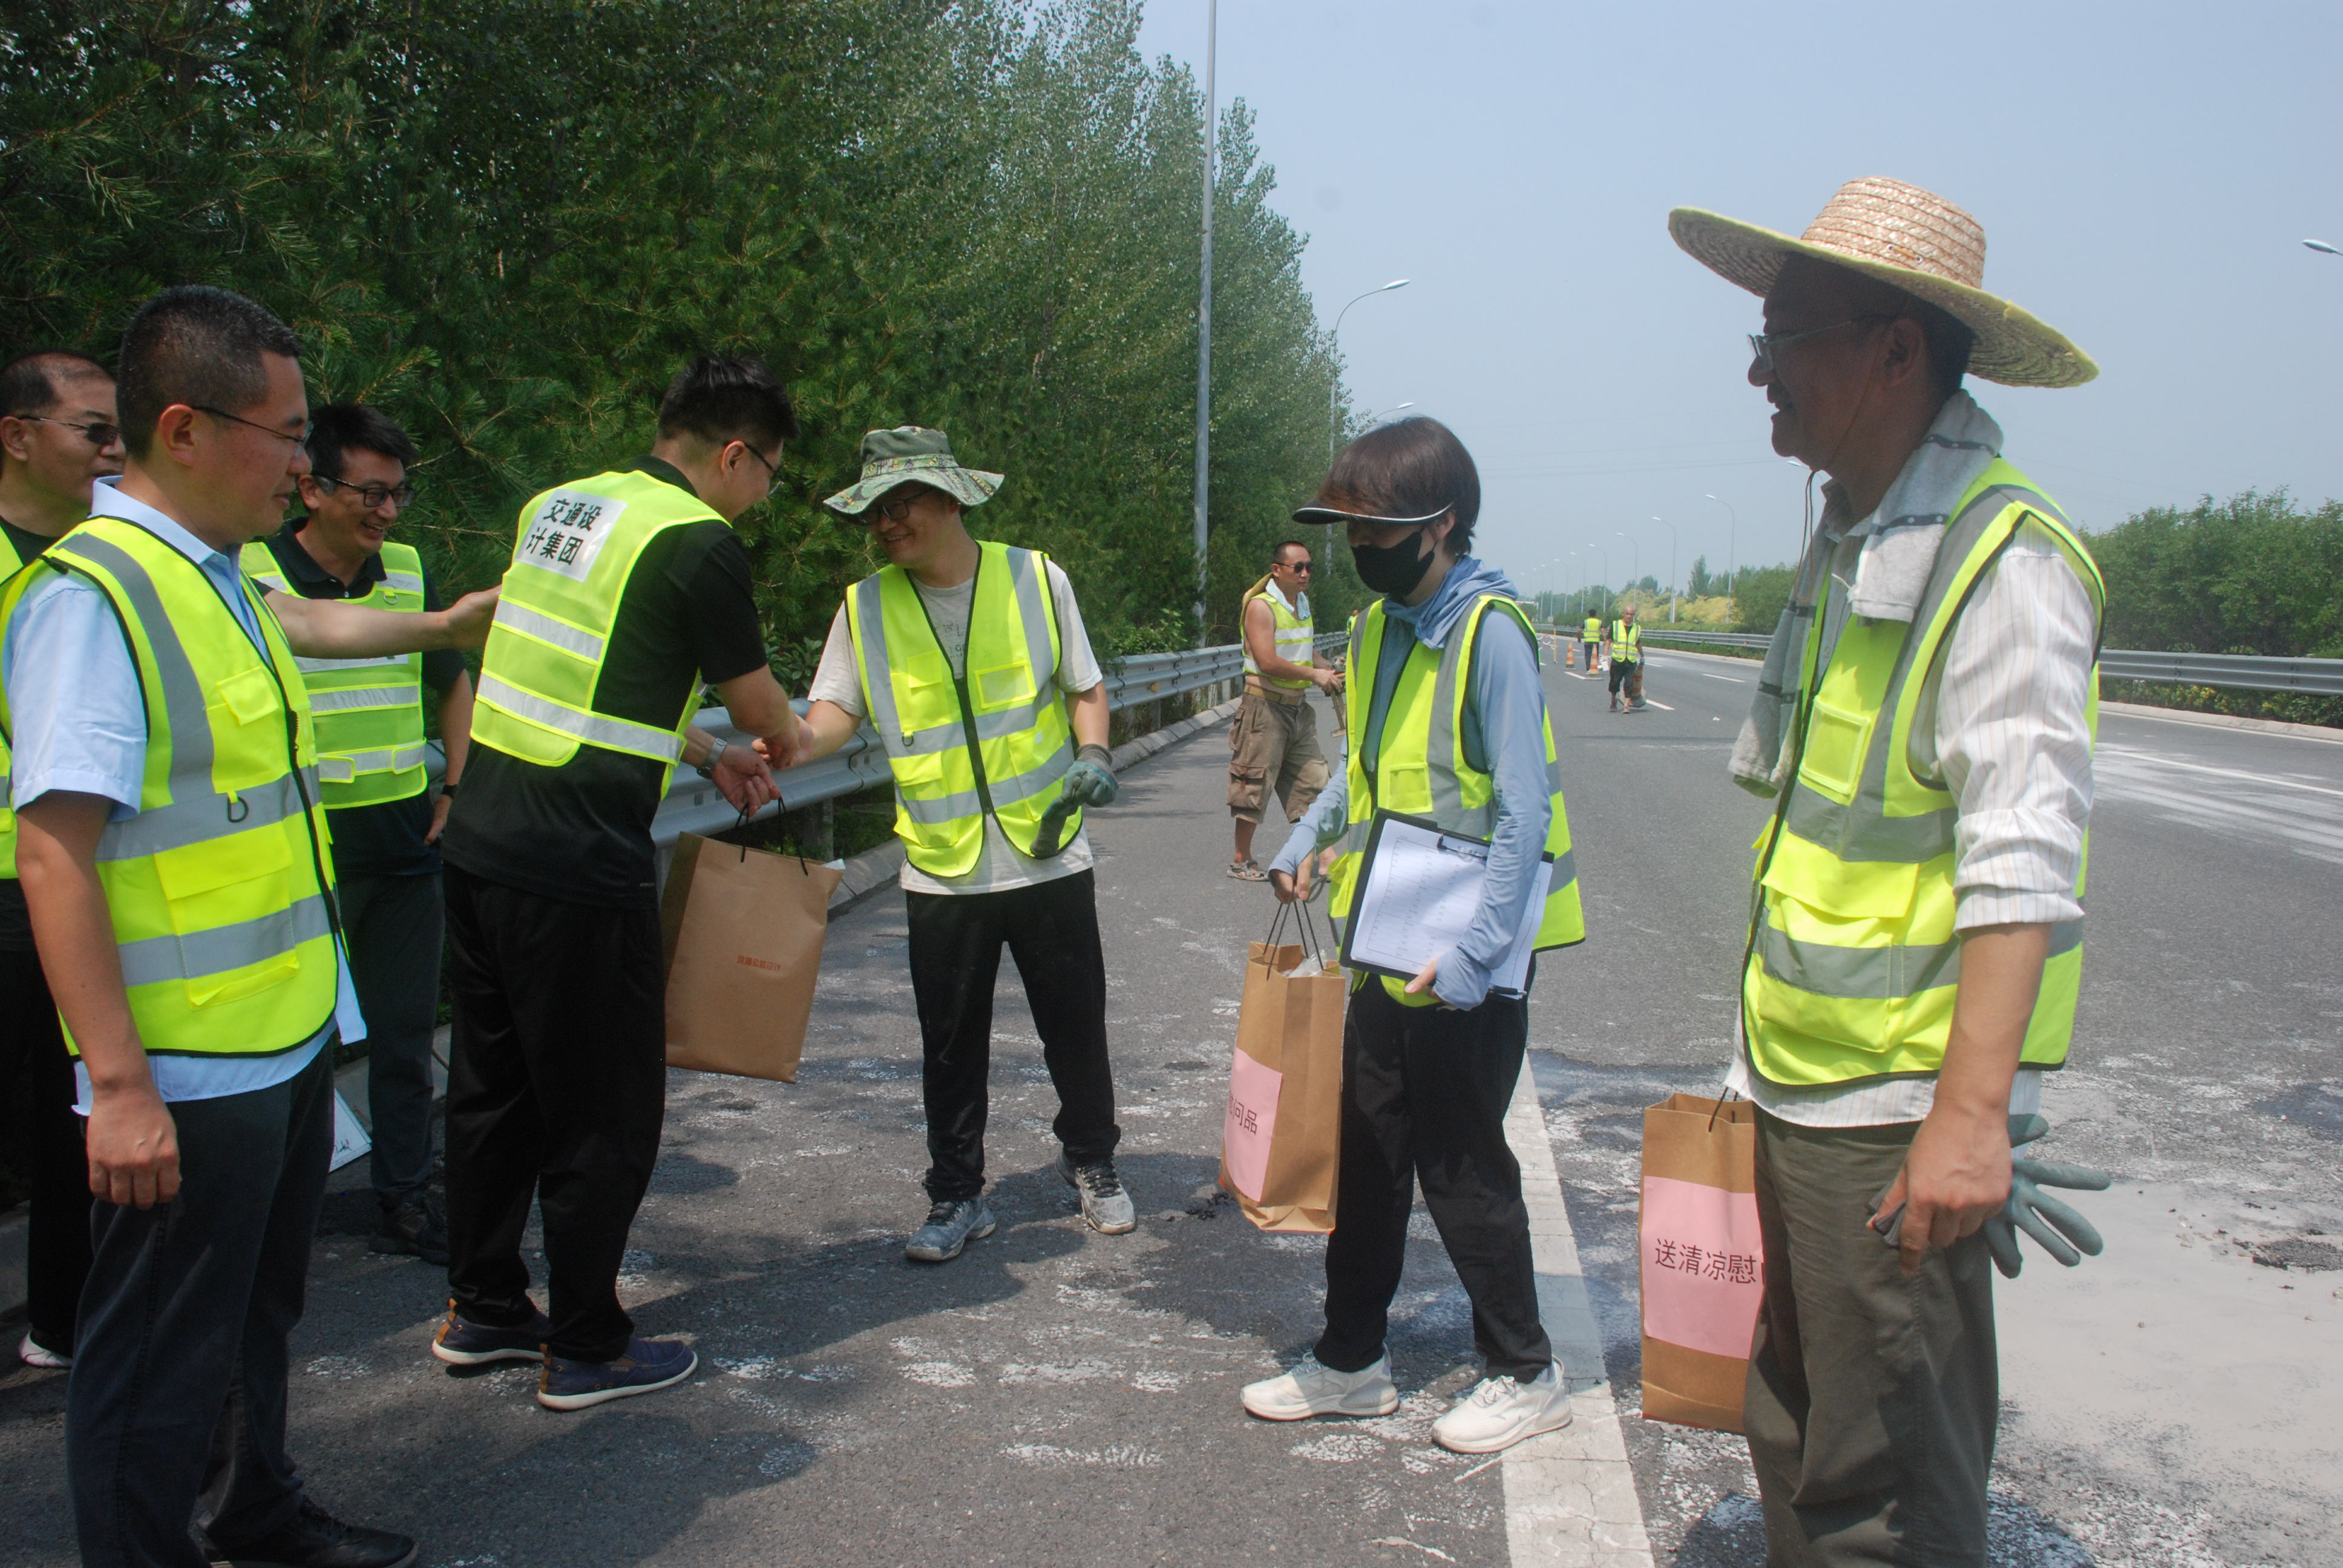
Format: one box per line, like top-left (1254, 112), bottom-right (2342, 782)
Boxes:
top-left (1227, 540), bottom-right (1342, 881)
top-left (0, 348), bottom-right (122, 1375)
top-left (242, 403), bottom-right (474, 1268)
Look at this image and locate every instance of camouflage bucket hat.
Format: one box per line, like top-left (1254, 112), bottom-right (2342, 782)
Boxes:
top-left (822, 426), bottom-right (1003, 516)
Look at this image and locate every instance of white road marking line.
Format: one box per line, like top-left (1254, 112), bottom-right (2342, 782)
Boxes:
top-left (1502, 1060), bottom-right (1654, 1567)
top-left (1640, 700), bottom-right (1675, 711)
top-left (2099, 746), bottom-right (2343, 802)
top-left (1696, 671), bottom-right (1748, 684)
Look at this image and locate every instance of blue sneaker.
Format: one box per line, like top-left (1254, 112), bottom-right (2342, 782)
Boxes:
top-left (430, 1299), bottom-right (549, 1366)
top-left (537, 1336), bottom-right (697, 1411)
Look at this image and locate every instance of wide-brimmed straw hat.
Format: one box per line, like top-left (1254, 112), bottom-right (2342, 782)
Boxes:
top-left (1668, 177), bottom-right (2096, 388)
top-left (823, 426), bottom-right (1003, 515)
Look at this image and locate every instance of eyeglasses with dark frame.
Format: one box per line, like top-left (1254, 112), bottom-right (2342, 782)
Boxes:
top-left (865, 493), bottom-right (923, 524)
top-left (1277, 560), bottom-right (1313, 573)
top-left (7, 413), bottom-right (122, 449)
top-left (732, 439), bottom-right (781, 497)
top-left (1746, 315), bottom-right (1891, 374)
top-left (310, 471), bottom-right (418, 511)
top-left (193, 405), bottom-right (314, 451)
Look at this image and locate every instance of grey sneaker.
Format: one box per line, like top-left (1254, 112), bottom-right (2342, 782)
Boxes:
top-left (906, 1197), bottom-right (997, 1264)
top-left (1057, 1152), bottom-right (1137, 1235)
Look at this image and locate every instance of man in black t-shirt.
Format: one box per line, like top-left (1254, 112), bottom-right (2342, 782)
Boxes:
top-left (0, 348), bottom-right (119, 1370)
top-left (246, 403), bottom-right (473, 1264)
top-left (431, 358), bottom-right (807, 1411)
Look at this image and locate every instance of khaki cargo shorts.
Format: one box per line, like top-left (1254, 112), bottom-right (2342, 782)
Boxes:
top-left (1228, 687), bottom-right (1329, 824)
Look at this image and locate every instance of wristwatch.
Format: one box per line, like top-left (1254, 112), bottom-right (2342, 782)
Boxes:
top-left (695, 740), bottom-right (730, 780)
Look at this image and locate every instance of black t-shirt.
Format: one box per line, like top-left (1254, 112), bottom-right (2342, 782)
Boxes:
top-left (0, 515), bottom-right (71, 949)
top-left (255, 520), bottom-right (469, 879)
top-left (439, 460), bottom-right (767, 908)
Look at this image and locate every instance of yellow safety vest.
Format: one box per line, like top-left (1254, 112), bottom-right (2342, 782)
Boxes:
top-left (1610, 619), bottom-right (1641, 662)
top-left (0, 518), bottom-right (339, 1057)
top-left (1743, 458), bottom-right (2104, 1088)
top-left (1326, 594), bottom-right (1585, 1005)
top-left (241, 537), bottom-right (431, 807)
top-left (1582, 617), bottom-right (1601, 641)
top-left (471, 469), bottom-right (723, 784)
top-left (1242, 582), bottom-right (1316, 691)
top-left (0, 526), bottom-right (31, 880)
top-left (845, 541), bottom-right (1078, 879)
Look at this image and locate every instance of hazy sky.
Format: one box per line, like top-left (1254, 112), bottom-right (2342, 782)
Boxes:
top-left (1135, 0), bottom-right (2343, 597)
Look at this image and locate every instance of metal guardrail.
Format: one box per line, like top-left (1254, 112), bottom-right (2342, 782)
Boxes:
top-left (1632, 628), bottom-right (2343, 696)
top-left (653, 631), bottom-right (1348, 849)
top-left (1636, 629), bottom-right (1774, 652)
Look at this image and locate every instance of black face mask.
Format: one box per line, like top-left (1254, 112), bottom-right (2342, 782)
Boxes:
top-left (1350, 529), bottom-right (1434, 598)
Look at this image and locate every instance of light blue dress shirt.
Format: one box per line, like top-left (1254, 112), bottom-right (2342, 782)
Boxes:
top-left (4, 479), bottom-right (365, 1108)
top-left (1269, 557), bottom-right (1554, 1010)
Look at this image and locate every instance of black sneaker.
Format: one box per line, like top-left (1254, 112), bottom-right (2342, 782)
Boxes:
top-left (370, 1194), bottom-right (450, 1266)
top-left (210, 1497), bottom-right (416, 1568)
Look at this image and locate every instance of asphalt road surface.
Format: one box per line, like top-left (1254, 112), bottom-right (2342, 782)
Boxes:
top-left (2, 655), bottom-right (2336, 1567)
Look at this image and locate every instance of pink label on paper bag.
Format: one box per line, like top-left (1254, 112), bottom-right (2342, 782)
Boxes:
top-left (1221, 1049), bottom-right (1283, 1201)
top-left (1640, 1175), bottom-right (1765, 1359)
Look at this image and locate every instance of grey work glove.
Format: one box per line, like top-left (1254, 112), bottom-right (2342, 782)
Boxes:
top-left (1871, 1114), bottom-right (2111, 1278)
top-left (1029, 746), bottom-right (1116, 858)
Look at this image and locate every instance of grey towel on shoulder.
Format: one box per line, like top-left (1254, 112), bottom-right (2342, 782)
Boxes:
top-left (1728, 393), bottom-right (2004, 799)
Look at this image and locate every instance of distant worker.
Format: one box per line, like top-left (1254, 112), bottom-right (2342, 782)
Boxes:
top-left (1227, 540), bottom-right (1342, 881)
top-left (1581, 610), bottom-right (1602, 673)
top-left (4, 285), bottom-right (493, 1568)
top-left (1673, 176), bottom-right (2105, 1563)
top-left (0, 348), bottom-right (121, 1373)
top-left (797, 427), bottom-right (1132, 1266)
top-left (243, 403), bottom-right (473, 1267)
top-left (1608, 601), bottom-right (1643, 712)
top-left (434, 356), bottom-right (810, 1411)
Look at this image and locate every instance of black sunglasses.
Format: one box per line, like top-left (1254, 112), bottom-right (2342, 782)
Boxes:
top-left (9, 414), bottom-right (121, 449)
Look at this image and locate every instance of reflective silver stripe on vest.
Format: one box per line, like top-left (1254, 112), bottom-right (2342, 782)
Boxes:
top-left (894, 742), bottom-right (1072, 824)
top-left (309, 685), bottom-right (416, 713)
top-left (1757, 915), bottom-right (2083, 1001)
top-left (1784, 784), bottom-right (1956, 863)
top-left (853, 550), bottom-right (1061, 763)
top-left (94, 773), bottom-right (312, 862)
top-left (316, 743), bottom-right (431, 783)
top-left (297, 653), bottom-right (407, 674)
top-left (116, 893), bottom-right (334, 990)
top-left (493, 600), bottom-right (607, 662)
top-left (1424, 600), bottom-right (1499, 837)
top-left (382, 570), bottom-right (425, 593)
top-left (474, 673), bottom-right (683, 761)
top-left (51, 534), bottom-right (223, 812)
top-left (851, 574), bottom-right (907, 744)
top-left (1007, 547), bottom-right (1058, 684)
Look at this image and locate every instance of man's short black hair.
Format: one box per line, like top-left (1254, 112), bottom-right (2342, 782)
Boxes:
top-left (1906, 297), bottom-right (1977, 402)
top-left (306, 403), bottom-right (418, 482)
top-left (0, 350), bottom-right (111, 475)
top-left (1273, 539), bottom-right (1310, 563)
top-left (655, 356), bottom-right (799, 452)
top-left (116, 286), bottom-right (302, 460)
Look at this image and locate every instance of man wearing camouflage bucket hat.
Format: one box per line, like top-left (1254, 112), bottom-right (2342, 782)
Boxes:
top-left (1670, 178), bottom-right (2112, 1564)
top-left (795, 427), bottom-right (1134, 1262)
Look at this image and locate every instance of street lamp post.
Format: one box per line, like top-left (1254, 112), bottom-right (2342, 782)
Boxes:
top-left (1586, 543), bottom-right (1609, 613)
top-left (1704, 492), bottom-right (1736, 605)
top-left (1616, 531), bottom-right (1639, 598)
top-left (1650, 514), bottom-right (1676, 621)
top-left (1329, 279), bottom-right (1412, 458)
top-left (1191, 0), bottom-right (1216, 646)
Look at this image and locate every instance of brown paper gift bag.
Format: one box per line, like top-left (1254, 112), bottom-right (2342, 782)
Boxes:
top-left (1219, 904), bottom-right (1347, 1234)
top-left (660, 831), bottom-right (843, 1082)
top-left (1639, 1092), bottom-right (1764, 1432)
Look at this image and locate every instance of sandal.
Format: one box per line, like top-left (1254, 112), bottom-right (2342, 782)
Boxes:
top-left (1227, 858), bottom-right (1269, 881)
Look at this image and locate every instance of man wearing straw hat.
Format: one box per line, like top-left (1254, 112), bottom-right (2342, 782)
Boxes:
top-left (796, 428), bottom-right (1133, 1264)
top-left (1670, 178), bottom-right (2108, 1563)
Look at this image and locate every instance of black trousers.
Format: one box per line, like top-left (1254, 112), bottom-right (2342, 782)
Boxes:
top-left (1745, 1111), bottom-right (1997, 1567)
top-left (1608, 657), bottom-right (1643, 697)
top-left (0, 943), bottom-right (92, 1355)
top-left (68, 1048), bottom-right (333, 1568)
top-left (1316, 980), bottom-right (1552, 1381)
top-left (338, 871), bottom-right (445, 1209)
top-left (441, 866), bottom-right (666, 1363)
top-left (903, 870), bottom-right (1119, 1203)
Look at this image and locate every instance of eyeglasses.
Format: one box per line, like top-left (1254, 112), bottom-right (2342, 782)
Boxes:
top-left (867, 494), bottom-right (921, 523)
top-left (8, 414), bottom-right (121, 449)
top-left (1746, 315), bottom-right (1889, 374)
top-left (732, 439), bottom-right (781, 497)
top-left (194, 405), bottom-right (313, 451)
top-left (1279, 561), bottom-right (1313, 573)
top-left (312, 472), bottom-right (417, 511)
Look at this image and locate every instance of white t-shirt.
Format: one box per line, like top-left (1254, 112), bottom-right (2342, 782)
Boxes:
top-left (810, 557), bottom-right (1104, 896)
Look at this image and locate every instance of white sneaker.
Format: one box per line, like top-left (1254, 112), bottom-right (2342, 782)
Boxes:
top-left (1240, 1353), bottom-right (1400, 1420)
top-left (1430, 1365), bottom-right (1573, 1453)
top-left (18, 1331), bottom-right (70, 1370)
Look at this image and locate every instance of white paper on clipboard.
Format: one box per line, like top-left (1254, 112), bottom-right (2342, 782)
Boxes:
top-left (330, 1089), bottom-right (372, 1172)
top-left (1340, 814), bottom-right (1552, 995)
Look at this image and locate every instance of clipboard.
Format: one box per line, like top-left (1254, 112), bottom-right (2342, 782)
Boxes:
top-left (1334, 811), bottom-right (1555, 997)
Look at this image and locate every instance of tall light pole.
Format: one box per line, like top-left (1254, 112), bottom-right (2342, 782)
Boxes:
top-left (1191, 0), bottom-right (1216, 646)
top-left (1650, 514), bottom-right (1677, 621)
top-left (1704, 492), bottom-right (1736, 603)
top-left (1616, 531), bottom-right (1639, 596)
top-left (1329, 279), bottom-right (1412, 457)
top-left (1586, 542), bottom-right (1608, 612)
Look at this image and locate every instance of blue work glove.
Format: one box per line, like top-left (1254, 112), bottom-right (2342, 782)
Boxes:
top-left (1061, 744), bottom-right (1118, 808)
top-left (1984, 1113), bottom-right (2110, 1278)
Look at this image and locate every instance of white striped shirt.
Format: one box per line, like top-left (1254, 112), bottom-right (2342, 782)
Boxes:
top-left (1727, 508), bottom-right (2096, 1126)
